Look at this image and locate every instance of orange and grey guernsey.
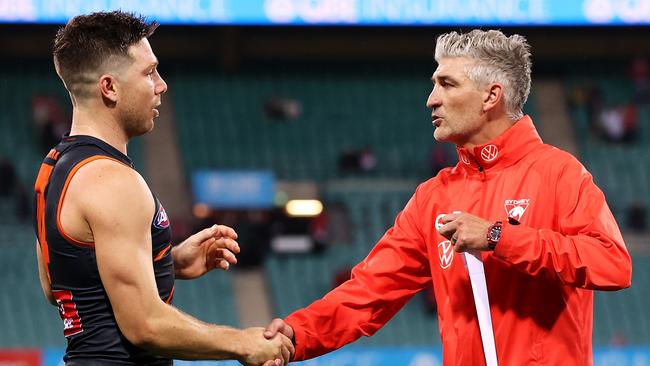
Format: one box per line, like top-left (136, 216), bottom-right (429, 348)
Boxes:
top-left (34, 135), bottom-right (174, 365)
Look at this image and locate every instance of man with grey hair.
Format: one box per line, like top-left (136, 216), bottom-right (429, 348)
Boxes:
top-left (264, 29), bottom-right (631, 365)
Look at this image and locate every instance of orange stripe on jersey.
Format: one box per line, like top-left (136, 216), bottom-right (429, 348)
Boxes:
top-left (34, 150), bottom-right (58, 282)
top-left (165, 285), bottom-right (175, 304)
top-left (154, 244), bottom-right (172, 262)
top-left (56, 155), bottom-right (131, 248)
top-left (46, 149), bottom-right (59, 160)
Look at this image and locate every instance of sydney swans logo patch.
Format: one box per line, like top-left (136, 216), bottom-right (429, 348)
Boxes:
top-left (154, 204), bottom-right (170, 229)
top-left (504, 199), bottom-right (530, 222)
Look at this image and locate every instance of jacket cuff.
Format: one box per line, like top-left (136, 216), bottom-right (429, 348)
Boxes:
top-left (285, 315), bottom-right (306, 361)
top-left (492, 222), bottom-right (535, 261)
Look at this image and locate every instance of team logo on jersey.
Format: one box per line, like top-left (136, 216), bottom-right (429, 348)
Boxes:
top-left (459, 150), bottom-right (471, 165)
top-left (154, 204), bottom-right (170, 229)
top-left (438, 240), bottom-right (454, 269)
top-left (504, 199), bottom-right (530, 223)
top-left (435, 213), bottom-right (446, 230)
top-left (480, 145), bottom-right (499, 162)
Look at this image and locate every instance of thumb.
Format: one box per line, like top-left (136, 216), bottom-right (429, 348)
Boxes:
top-left (264, 318), bottom-right (285, 338)
top-left (191, 225), bottom-right (218, 245)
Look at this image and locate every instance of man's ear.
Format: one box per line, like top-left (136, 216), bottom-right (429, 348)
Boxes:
top-left (99, 74), bottom-right (118, 104)
top-left (483, 82), bottom-right (504, 112)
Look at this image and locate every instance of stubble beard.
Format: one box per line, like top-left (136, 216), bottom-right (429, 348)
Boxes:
top-left (120, 106), bottom-right (154, 138)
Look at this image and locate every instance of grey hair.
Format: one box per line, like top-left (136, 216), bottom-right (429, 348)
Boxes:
top-left (434, 29), bottom-right (531, 121)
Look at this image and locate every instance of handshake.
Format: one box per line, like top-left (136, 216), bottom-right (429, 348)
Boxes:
top-left (238, 319), bottom-right (295, 366)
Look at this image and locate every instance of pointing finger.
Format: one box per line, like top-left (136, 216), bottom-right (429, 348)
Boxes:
top-left (438, 221), bottom-right (458, 240)
top-left (440, 213), bottom-right (460, 224)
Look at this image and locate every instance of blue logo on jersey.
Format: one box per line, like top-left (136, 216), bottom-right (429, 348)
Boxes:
top-left (154, 205), bottom-right (170, 229)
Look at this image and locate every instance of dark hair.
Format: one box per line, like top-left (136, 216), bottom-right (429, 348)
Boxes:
top-left (53, 11), bottom-right (158, 99)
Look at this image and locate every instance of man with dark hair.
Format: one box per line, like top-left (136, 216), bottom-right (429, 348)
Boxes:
top-left (264, 29), bottom-right (632, 365)
top-left (35, 11), bottom-right (293, 366)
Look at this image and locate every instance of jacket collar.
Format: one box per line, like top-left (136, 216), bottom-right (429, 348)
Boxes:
top-left (455, 115), bottom-right (542, 174)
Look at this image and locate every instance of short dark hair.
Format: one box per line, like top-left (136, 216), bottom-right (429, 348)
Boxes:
top-left (53, 11), bottom-right (158, 99)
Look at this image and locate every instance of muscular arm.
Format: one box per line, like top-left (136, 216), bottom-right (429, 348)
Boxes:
top-left (68, 159), bottom-right (291, 363)
top-left (495, 159), bottom-right (632, 290)
top-left (35, 240), bottom-right (56, 306)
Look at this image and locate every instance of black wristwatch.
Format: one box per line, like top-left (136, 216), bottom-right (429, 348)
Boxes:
top-left (486, 221), bottom-right (502, 251)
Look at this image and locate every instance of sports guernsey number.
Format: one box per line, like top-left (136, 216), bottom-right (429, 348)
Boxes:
top-left (52, 290), bottom-right (83, 337)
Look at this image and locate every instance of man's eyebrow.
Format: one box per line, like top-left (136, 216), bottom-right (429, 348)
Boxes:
top-left (431, 74), bottom-right (454, 84)
top-left (146, 60), bottom-right (159, 69)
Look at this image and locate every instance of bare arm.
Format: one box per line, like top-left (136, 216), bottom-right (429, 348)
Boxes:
top-left (68, 159), bottom-right (292, 364)
top-left (35, 240), bottom-right (56, 306)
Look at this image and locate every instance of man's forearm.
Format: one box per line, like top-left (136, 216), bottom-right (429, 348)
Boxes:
top-left (127, 301), bottom-right (247, 361)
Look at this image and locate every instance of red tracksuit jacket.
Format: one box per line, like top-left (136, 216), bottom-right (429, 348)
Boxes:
top-left (285, 116), bottom-right (632, 365)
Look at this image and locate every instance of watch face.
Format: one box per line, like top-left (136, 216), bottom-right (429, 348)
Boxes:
top-left (489, 223), bottom-right (502, 242)
top-left (489, 231), bottom-right (497, 242)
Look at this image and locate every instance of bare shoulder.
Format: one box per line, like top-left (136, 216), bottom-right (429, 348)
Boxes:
top-left (65, 158), bottom-right (154, 229)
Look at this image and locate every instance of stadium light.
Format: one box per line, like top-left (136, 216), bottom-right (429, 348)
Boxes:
top-left (285, 199), bottom-right (323, 217)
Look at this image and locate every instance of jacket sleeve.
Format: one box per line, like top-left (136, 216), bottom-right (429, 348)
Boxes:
top-left (285, 191), bottom-right (432, 361)
top-left (494, 157), bottom-right (632, 290)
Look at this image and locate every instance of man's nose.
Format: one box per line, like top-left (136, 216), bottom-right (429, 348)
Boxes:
top-left (157, 75), bottom-right (168, 95)
top-left (426, 88), bottom-right (441, 109)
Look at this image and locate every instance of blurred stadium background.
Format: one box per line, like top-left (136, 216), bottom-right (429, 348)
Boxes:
top-left (1, 1), bottom-right (650, 365)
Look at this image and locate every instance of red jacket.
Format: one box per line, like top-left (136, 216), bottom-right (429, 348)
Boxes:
top-left (285, 116), bottom-right (632, 365)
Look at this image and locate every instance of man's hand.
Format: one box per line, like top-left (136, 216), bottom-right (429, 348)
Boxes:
top-left (172, 224), bottom-right (240, 279)
top-left (438, 213), bottom-right (492, 252)
top-left (261, 319), bottom-right (295, 366)
top-left (238, 327), bottom-right (294, 366)
top-left (263, 318), bottom-right (294, 343)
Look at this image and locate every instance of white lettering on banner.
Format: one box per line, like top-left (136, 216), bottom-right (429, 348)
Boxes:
top-left (176, 0), bottom-right (227, 22)
top-left (265, 0), bottom-right (296, 22)
top-left (584, 0), bottom-right (650, 23)
top-left (265, 0), bottom-right (358, 23)
top-left (584, 0), bottom-right (615, 22)
top-left (360, 0), bottom-right (546, 23)
top-left (362, 0), bottom-right (432, 21)
top-left (302, 0), bottom-right (357, 23)
top-left (0, 0), bottom-right (36, 20)
top-left (616, 0), bottom-right (650, 23)
top-left (35, 0), bottom-right (229, 22)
